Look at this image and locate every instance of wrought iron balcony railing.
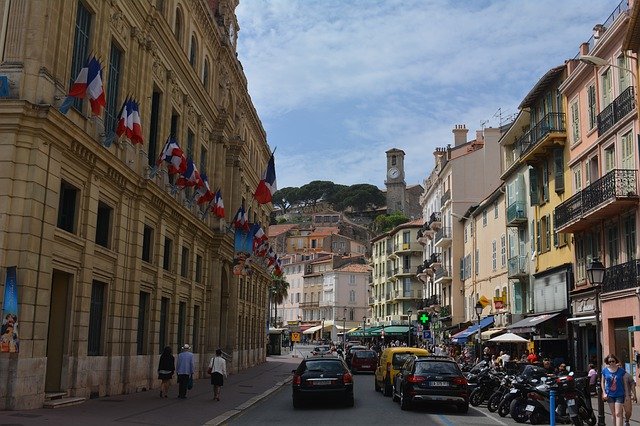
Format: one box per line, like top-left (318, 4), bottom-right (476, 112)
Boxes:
top-left (434, 266), bottom-right (451, 281)
top-left (440, 190), bottom-right (451, 206)
top-left (507, 255), bottom-right (528, 278)
top-left (424, 294), bottom-right (440, 306)
top-left (427, 212), bottom-right (442, 229)
top-left (517, 112), bottom-right (566, 157)
top-left (506, 201), bottom-right (527, 225)
top-left (435, 227), bottom-right (451, 244)
top-left (597, 86), bottom-right (635, 135)
top-left (603, 259), bottom-right (640, 294)
top-left (555, 169), bottom-right (638, 230)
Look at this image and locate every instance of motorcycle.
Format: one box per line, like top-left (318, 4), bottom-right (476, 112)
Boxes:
top-left (487, 374), bottom-right (515, 412)
top-left (469, 369), bottom-right (503, 407)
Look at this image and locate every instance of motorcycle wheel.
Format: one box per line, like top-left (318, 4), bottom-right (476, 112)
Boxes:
top-left (529, 408), bottom-right (546, 425)
top-left (487, 392), bottom-right (501, 412)
top-left (577, 400), bottom-right (596, 426)
top-left (509, 398), bottom-right (529, 424)
top-left (497, 397), bottom-right (511, 417)
top-left (571, 416), bottom-right (584, 426)
top-left (469, 388), bottom-right (484, 407)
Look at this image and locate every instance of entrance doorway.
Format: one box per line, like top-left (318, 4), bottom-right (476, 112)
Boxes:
top-left (45, 270), bottom-right (70, 392)
top-left (613, 317), bottom-right (634, 366)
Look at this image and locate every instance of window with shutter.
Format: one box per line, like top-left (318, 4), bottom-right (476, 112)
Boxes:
top-left (554, 148), bottom-right (564, 193)
top-left (460, 257), bottom-right (465, 280)
top-left (587, 85), bottom-right (597, 130)
top-left (570, 100), bottom-right (580, 143)
top-left (529, 167), bottom-right (539, 205)
top-left (545, 215), bottom-right (551, 252)
top-left (621, 130), bottom-right (634, 169)
top-left (542, 161), bottom-right (549, 202)
top-left (536, 220), bottom-right (541, 253)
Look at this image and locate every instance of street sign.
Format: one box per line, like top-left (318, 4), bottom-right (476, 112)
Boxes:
top-left (291, 332), bottom-right (301, 342)
top-left (423, 330), bottom-right (432, 339)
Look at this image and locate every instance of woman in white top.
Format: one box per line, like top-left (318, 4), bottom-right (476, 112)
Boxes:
top-left (209, 348), bottom-right (228, 401)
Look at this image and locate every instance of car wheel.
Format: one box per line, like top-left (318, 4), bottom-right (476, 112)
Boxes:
top-left (400, 390), bottom-right (411, 411)
top-left (458, 402), bottom-right (469, 413)
top-left (392, 385), bottom-right (400, 402)
top-left (293, 396), bottom-right (303, 409)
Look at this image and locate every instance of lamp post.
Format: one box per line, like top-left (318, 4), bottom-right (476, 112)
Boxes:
top-left (475, 301), bottom-right (484, 360)
top-left (587, 258), bottom-right (606, 426)
top-left (343, 307), bottom-right (347, 350)
top-left (321, 317), bottom-right (325, 344)
top-left (363, 316), bottom-right (367, 344)
top-left (407, 309), bottom-right (413, 347)
top-left (580, 54), bottom-right (638, 113)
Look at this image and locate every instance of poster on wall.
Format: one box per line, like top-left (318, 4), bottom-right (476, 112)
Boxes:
top-left (2, 266), bottom-right (19, 353)
top-left (233, 228), bottom-right (255, 276)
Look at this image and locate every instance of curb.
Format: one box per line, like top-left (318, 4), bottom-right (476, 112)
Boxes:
top-left (204, 376), bottom-right (293, 425)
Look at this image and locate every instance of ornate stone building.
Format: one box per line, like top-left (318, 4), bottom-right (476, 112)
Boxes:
top-left (0, 0), bottom-right (272, 409)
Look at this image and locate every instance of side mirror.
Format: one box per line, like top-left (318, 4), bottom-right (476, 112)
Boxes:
top-left (566, 366), bottom-right (571, 372)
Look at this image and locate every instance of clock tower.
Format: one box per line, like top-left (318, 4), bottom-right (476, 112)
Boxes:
top-left (385, 148), bottom-right (406, 214)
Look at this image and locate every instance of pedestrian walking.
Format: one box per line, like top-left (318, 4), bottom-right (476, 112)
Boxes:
top-left (602, 354), bottom-right (627, 426)
top-left (621, 364), bottom-right (637, 426)
top-left (588, 363), bottom-right (598, 395)
top-left (176, 344), bottom-right (194, 399)
top-left (209, 348), bottom-right (227, 401)
top-left (157, 346), bottom-right (175, 398)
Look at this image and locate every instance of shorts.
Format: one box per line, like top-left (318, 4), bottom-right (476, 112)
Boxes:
top-left (606, 395), bottom-right (625, 404)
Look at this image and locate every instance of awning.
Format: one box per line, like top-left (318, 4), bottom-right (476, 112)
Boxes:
top-left (628, 325), bottom-right (640, 332)
top-left (507, 312), bottom-right (561, 333)
top-left (302, 325), bottom-right (322, 335)
top-left (374, 325), bottom-right (413, 336)
top-left (450, 316), bottom-right (495, 344)
top-left (489, 332), bottom-right (528, 343)
top-left (480, 328), bottom-right (505, 340)
top-left (567, 316), bottom-right (596, 323)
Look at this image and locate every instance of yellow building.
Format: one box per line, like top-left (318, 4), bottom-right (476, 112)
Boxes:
top-left (0, 0), bottom-right (272, 409)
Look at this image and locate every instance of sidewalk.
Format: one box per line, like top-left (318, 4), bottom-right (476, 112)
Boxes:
top-left (592, 396), bottom-right (640, 425)
top-left (0, 351), bottom-right (301, 426)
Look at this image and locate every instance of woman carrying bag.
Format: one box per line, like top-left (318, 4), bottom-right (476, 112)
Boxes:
top-left (208, 348), bottom-right (227, 401)
top-left (157, 346), bottom-right (175, 398)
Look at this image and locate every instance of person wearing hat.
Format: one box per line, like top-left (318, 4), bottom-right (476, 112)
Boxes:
top-left (176, 344), bottom-right (194, 399)
top-left (208, 348), bottom-right (228, 401)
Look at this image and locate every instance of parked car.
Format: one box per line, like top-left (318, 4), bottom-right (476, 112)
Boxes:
top-left (292, 355), bottom-right (354, 408)
top-left (311, 345), bottom-right (331, 356)
top-left (392, 355), bottom-right (469, 412)
top-left (375, 347), bottom-right (430, 396)
top-left (350, 350), bottom-right (377, 373)
top-left (345, 345), bottom-right (368, 367)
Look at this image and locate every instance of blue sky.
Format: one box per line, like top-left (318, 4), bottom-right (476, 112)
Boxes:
top-left (236, 0), bottom-right (617, 190)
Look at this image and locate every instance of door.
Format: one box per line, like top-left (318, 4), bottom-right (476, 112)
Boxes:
top-left (613, 317), bottom-right (634, 366)
top-left (45, 270), bottom-right (70, 392)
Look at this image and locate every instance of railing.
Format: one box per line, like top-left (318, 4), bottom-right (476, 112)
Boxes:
top-left (440, 190), bottom-right (451, 206)
top-left (439, 305), bottom-right (451, 318)
top-left (424, 294), bottom-right (440, 306)
top-left (430, 252), bottom-right (441, 264)
top-left (506, 201), bottom-right (527, 224)
top-left (597, 86), bottom-right (635, 135)
top-left (427, 212), bottom-right (441, 228)
top-left (555, 169), bottom-right (638, 229)
top-left (299, 301), bottom-right (319, 308)
top-left (507, 255), bottom-right (528, 277)
top-left (603, 259), bottom-right (640, 293)
top-left (393, 289), bottom-right (423, 299)
top-left (518, 112), bottom-right (566, 157)
top-left (435, 227), bottom-right (451, 243)
top-left (435, 267), bottom-right (451, 281)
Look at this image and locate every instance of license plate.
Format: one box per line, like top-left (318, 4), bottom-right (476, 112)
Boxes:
top-left (430, 381), bottom-right (448, 387)
top-left (311, 380), bottom-right (334, 386)
top-left (510, 389), bottom-right (518, 393)
top-left (362, 365), bottom-right (370, 368)
top-left (526, 405), bottom-right (535, 412)
top-left (567, 399), bottom-right (575, 406)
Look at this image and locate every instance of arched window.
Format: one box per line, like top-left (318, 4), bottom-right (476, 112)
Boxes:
top-left (174, 8), bottom-right (182, 44)
top-left (203, 58), bottom-right (210, 90)
top-left (190, 35), bottom-right (197, 67)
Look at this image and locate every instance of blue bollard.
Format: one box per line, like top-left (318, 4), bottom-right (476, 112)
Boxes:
top-left (550, 389), bottom-right (556, 426)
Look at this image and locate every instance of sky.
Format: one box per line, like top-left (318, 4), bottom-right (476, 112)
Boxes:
top-left (235, 0), bottom-right (618, 190)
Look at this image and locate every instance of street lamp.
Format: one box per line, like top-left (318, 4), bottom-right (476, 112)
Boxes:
top-left (363, 316), bottom-right (367, 344)
top-left (580, 54), bottom-right (638, 110)
top-left (407, 309), bottom-right (413, 347)
top-left (343, 307), bottom-right (347, 350)
top-left (321, 317), bottom-right (325, 344)
top-left (475, 301), bottom-right (484, 359)
top-left (587, 258), bottom-right (606, 426)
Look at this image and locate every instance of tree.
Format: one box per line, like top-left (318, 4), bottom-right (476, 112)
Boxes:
top-left (272, 187), bottom-right (301, 214)
top-left (271, 277), bottom-right (289, 327)
top-left (373, 212), bottom-right (410, 234)
top-left (332, 184), bottom-right (385, 212)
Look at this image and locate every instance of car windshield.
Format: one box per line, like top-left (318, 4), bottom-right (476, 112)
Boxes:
top-left (392, 353), bottom-right (415, 368)
top-left (415, 361), bottom-right (460, 375)
top-left (303, 360), bottom-right (344, 374)
top-left (469, 360), bottom-right (488, 373)
top-left (314, 346), bottom-right (330, 352)
top-left (353, 350), bottom-right (376, 359)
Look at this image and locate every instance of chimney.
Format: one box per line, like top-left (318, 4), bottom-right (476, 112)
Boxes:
top-left (452, 124), bottom-right (468, 147)
top-left (579, 42), bottom-right (590, 56)
top-left (475, 130), bottom-right (484, 143)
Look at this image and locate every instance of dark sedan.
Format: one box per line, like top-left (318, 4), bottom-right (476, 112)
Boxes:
top-left (350, 349), bottom-right (377, 373)
top-left (393, 355), bottom-right (469, 412)
top-left (292, 356), bottom-right (354, 408)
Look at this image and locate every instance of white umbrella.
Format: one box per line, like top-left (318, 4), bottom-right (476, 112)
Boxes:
top-left (488, 332), bottom-right (528, 343)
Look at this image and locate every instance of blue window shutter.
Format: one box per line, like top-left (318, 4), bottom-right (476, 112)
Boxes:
top-left (529, 167), bottom-right (539, 206)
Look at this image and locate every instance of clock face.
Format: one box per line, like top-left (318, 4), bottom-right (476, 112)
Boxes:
top-left (388, 167), bottom-right (400, 179)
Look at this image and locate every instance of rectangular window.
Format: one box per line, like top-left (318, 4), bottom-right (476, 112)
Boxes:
top-left (604, 145), bottom-right (616, 173)
top-left (494, 202), bottom-right (498, 219)
top-left (186, 129), bottom-right (194, 159)
top-left (104, 42), bottom-right (122, 136)
top-left (159, 297), bottom-right (169, 353)
top-left (137, 291), bottom-right (149, 355)
top-left (529, 167), bottom-right (539, 206)
top-left (542, 160), bottom-right (549, 202)
top-left (57, 180), bottom-right (79, 233)
top-left (608, 225), bottom-right (619, 265)
top-left (501, 234), bottom-right (506, 267)
top-left (88, 281), bottom-right (106, 356)
top-left (181, 246), bottom-right (189, 278)
top-left (200, 146), bottom-right (207, 174)
top-left (482, 211), bottom-right (487, 227)
top-left (177, 301), bottom-right (186, 351)
top-left (587, 85), bottom-right (597, 130)
top-left (349, 275), bottom-right (356, 284)
top-left (554, 148), bottom-right (564, 193)
top-left (195, 254), bottom-right (203, 283)
top-left (621, 130), bottom-right (634, 169)
top-left (192, 305), bottom-right (200, 350)
top-left (602, 68), bottom-right (613, 106)
top-left (163, 237), bottom-right (173, 271)
top-left (492, 240), bottom-right (497, 271)
top-left (148, 90), bottom-right (161, 167)
top-left (624, 214), bottom-right (637, 260)
top-left (536, 220), bottom-right (541, 253)
top-left (170, 111), bottom-right (179, 138)
top-left (402, 231), bottom-right (410, 243)
top-left (545, 215), bottom-right (551, 252)
top-left (95, 201), bottom-right (113, 248)
top-left (142, 225), bottom-right (153, 263)
top-left (570, 99), bottom-right (580, 143)
top-left (573, 167), bottom-right (582, 192)
top-left (70, 2), bottom-right (92, 112)
top-left (618, 55), bottom-right (632, 90)
top-left (475, 248), bottom-right (479, 275)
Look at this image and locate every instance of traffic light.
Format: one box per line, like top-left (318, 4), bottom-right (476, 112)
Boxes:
top-left (418, 310), bottom-right (431, 329)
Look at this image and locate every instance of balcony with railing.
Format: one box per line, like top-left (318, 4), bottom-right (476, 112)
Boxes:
top-left (597, 86), bottom-right (635, 135)
top-left (434, 227), bottom-right (452, 248)
top-left (299, 301), bottom-right (319, 308)
top-left (439, 305), bottom-right (451, 319)
top-left (395, 242), bottom-right (423, 255)
top-left (554, 169), bottom-right (639, 233)
top-left (603, 259), bottom-right (640, 294)
top-left (427, 211), bottom-right (442, 230)
top-left (392, 289), bottom-right (423, 300)
top-left (429, 252), bottom-right (442, 267)
top-left (434, 266), bottom-right (452, 283)
top-left (440, 190), bottom-right (451, 207)
top-left (507, 255), bottom-right (529, 278)
top-left (506, 201), bottom-right (527, 226)
top-left (518, 112), bottom-right (566, 162)
top-left (424, 294), bottom-right (440, 307)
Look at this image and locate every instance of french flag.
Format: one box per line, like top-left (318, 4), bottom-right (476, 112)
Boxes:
top-left (157, 137), bottom-right (187, 175)
top-left (196, 174), bottom-right (214, 205)
top-left (232, 206), bottom-right (249, 231)
top-left (211, 189), bottom-right (225, 218)
top-left (63, 56), bottom-right (106, 116)
top-left (252, 225), bottom-right (268, 253)
top-left (176, 159), bottom-right (202, 189)
top-left (116, 98), bottom-right (143, 144)
top-left (254, 153), bottom-right (276, 204)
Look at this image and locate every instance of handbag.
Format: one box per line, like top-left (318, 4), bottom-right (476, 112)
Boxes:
top-left (187, 375), bottom-right (193, 390)
top-left (207, 366), bottom-right (212, 375)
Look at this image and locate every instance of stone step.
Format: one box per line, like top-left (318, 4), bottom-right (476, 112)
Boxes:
top-left (44, 392), bottom-right (67, 400)
top-left (43, 396), bottom-right (85, 409)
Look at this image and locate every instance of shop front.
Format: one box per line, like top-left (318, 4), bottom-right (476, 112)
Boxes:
top-left (507, 311), bottom-right (569, 361)
top-left (567, 289), bottom-right (597, 371)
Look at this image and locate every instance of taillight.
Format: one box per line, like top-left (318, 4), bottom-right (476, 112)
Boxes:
top-left (386, 362), bottom-right (391, 372)
top-left (453, 377), bottom-right (468, 386)
top-left (528, 392), bottom-right (544, 400)
top-left (406, 375), bottom-right (426, 383)
top-left (343, 372), bottom-right (353, 384)
top-left (293, 374), bottom-right (301, 385)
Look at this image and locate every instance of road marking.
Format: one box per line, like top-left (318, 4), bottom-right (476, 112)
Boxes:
top-left (472, 407), bottom-right (509, 425)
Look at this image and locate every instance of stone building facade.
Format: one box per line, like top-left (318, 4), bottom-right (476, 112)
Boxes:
top-left (0, 0), bottom-right (272, 409)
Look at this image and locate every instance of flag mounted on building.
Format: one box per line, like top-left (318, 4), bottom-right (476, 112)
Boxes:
top-left (59, 56), bottom-right (106, 116)
top-left (195, 173), bottom-right (215, 205)
top-left (176, 158), bottom-right (202, 189)
top-left (211, 189), bottom-right (225, 218)
top-left (156, 137), bottom-right (187, 175)
top-left (115, 98), bottom-right (143, 144)
top-left (232, 206), bottom-right (249, 231)
top-left (253, 152), bottom-right (276, 204)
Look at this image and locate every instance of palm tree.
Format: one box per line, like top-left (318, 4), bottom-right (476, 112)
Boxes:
top-left (270, 277), bottom-right (289, 327)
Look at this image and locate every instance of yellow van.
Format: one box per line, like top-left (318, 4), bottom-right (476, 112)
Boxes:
top-left (374, 347), bottom-right (430, 397)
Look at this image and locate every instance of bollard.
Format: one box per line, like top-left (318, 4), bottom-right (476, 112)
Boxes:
top-left (549, 389), bottom-right (556, 426)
